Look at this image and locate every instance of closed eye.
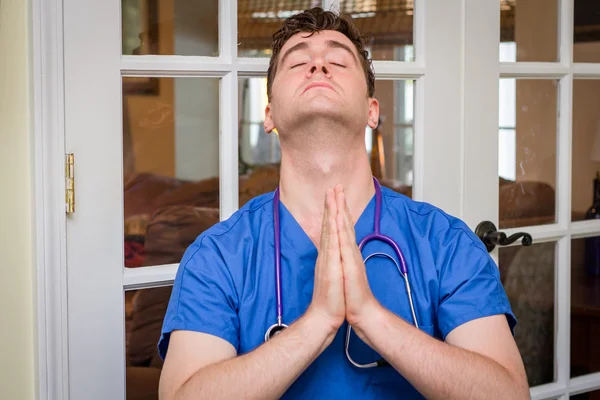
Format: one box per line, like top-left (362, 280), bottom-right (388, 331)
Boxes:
top-left (291, 63), bottom-right (306, 69)
top-left (331, 63), bottom-right (346, 68)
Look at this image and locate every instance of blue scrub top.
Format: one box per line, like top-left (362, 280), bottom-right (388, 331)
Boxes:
top-left (158, 186), bottom-right (517, 399)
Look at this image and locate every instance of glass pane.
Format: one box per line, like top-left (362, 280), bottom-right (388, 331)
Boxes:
top-left (574, 0), bottom-right (600, 63)
top-left (571, 389), bottom-right (600, 400)
top-left (238, 77), bottom-right (281, 206)
top-left (239, 1), bottom-right (414, 61)
top-left (339, 0), bottom-right (414, 61)
top-left (237, 77), bottom-right (415, 204)
top-left (123, 77), bottom-right (220, 268)
top-left (373, 79), bottom-right (415, 194)
top-left (499, 241), bottom-right (556, 387)
top-left (125, 287), bottom-right (171, 399)
top-left (572, 80), bottom-right (600, 222)
top-left (238, 0), bottom-right (320, 57)
top-left (498, 79), bottom-right (558, 229)
top-left (571, 236), bottom-right (600, 378)
top-left (500, 0), bottom-right (559, 62)
top-left (122, 0), bottom-right (218, 57)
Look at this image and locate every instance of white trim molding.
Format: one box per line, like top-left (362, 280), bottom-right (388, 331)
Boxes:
top-left (31, 0), bottom-right (69, 398)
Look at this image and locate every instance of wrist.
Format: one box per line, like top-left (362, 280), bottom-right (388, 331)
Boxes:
top-left (350, 302), bottom-right (387, 345)
top-left (302, 308), bottom-right (341, 347)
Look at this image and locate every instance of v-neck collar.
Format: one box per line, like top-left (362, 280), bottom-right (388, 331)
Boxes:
top-left (277, 192), bottom-right (379, 259)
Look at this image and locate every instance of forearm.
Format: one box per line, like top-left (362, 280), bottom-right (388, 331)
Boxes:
top-left (175, 312), bottom-right (334, 400)
top-left (358, 308), bottom-right (528, 400)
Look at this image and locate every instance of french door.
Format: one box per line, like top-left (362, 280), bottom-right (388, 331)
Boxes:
top-left (464, 1), bottom-right (600, 399)
top-left (40, 0), bottom-right (600, 399)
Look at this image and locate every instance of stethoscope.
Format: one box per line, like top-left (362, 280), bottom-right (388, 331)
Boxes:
top-left (265, 177), bottom-right (420, 368)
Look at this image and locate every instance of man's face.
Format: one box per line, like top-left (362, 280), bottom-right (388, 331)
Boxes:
top-left (264, 30), bottom-right (378, 136)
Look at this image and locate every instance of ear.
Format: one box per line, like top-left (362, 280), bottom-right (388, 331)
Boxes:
top-left (264, 103), bottom-right (275, 134)
top-left (367, 97), bottom-right (380, 129)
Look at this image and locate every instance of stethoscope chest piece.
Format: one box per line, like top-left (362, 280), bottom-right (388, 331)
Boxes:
top-left (265, 322), bottom-right (288, 341)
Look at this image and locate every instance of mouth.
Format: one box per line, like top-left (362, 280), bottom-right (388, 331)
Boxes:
top-left (303, 82), bottom-right (335, 94)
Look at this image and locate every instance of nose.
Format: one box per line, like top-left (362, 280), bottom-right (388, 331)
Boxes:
top-left (307, 58), bottom-right (331, 78)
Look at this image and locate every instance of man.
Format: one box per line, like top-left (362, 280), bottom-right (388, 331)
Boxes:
top-left (157, 7), bottom-right (529, 400)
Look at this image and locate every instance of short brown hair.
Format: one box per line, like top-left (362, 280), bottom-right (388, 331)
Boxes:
top-left (267, 7), bottom-right (375, 101)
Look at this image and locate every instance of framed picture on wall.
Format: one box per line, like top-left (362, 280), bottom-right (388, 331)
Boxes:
top-left (122, 0), bottom-right (159, 95)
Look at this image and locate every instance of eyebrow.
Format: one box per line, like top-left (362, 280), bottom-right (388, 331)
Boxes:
top-left (325, 40), bottom-right (358, 64)
top-left (279, 39), bottom-right (359, 67)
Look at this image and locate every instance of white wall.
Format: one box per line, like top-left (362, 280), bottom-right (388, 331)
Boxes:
top-left (0, 0), bottom-right (36, 399)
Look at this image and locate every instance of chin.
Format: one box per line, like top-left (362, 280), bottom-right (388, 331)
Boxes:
top-left (276, 96), bottom-right (364, 133)
top-left (300, 97), bottom-right (346, 118)
top-left (294, 107), bottom-right (347, 128)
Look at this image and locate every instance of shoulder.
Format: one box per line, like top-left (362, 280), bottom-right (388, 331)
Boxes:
top-left (177, 192), bottom-right (274, 269)
top-left (380, 186), bottom-right (488, 254)
top-left (192, 192), bottom-right (274, 246)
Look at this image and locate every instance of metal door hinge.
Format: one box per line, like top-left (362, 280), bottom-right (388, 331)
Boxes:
top-left (65, 153), bottom-right (74, 213)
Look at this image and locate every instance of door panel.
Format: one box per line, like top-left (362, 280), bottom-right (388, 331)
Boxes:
top-left (499, 241), bottom-right (557, 387)
top-left (121, 0), bottom-right (219, 57)
top-left (570, 235), bottom-right (600, 380)
top-left (499, 0), bottom-right (559, 63)
top-left (572, 79), bottom-right (600, 223)
top-left (123, 76), bottom-right (221, 270)
top-left (483, 1), bottom-right (600, 398)
top-left (498, 78), bottom-right (559, 229)
top-left (64, 0), bottom-right (124, 397)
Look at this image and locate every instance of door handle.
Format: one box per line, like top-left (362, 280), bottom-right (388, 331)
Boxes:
top-left (474, 220), bottom-right (533, 253)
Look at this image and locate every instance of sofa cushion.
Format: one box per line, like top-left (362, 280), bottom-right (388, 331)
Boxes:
top-left (124, 173), bottom-right (184, 218)
top-left (153, 176), bottom-right (220, 211)
top-left (141, 205), bottom-right (220, 266)
top-left (499, 180), bottom-right (555, 227)
top-left (239, 164), bottom-right (280, 206)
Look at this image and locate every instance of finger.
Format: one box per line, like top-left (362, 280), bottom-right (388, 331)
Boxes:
top-left (319, 190), bottom-right (329, 252)
top-left (327, 189), bottom-right (340, 254)
top-left (336, 194), bottom-right (355, 264)
top-left (334, 185), bottom-right (343, 217)
top-left (338, 215), bottom-right (363, 294)
top-left (334, 185), bottom-right (346, 224)
top-left (336, 189), bottom-right (364, 277)
top-left (334, 188), bottom-right (355, 244)
top-left (341, 190), bottom-right (357, 243)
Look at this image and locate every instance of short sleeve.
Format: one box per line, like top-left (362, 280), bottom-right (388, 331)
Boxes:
top-left (436, 225), bottom-right (517, 340)
top-left (158, 236), bottom-right (240, 360)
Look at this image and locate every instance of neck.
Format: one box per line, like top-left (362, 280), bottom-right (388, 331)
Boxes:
top-left (277, 137), bottom-right (375, 248)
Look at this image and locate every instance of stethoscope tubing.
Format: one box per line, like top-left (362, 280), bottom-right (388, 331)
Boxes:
top-left (266, 178), bottom-right (419, 367)
top-left (273, 188), bottom-right (283, 326)
top-left (265, 188), bottom-right (288, 342)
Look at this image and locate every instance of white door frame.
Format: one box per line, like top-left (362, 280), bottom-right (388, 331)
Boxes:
top-left (462, 1), bottom-right (600, 398)
top-left (31, 0), bottom-right (70, 398)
